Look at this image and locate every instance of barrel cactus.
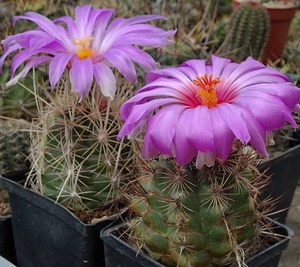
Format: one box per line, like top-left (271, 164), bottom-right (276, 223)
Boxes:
top-left (222, 3), bottom-right (269, 62)
top-left (118, 55), bottom-right (300, 266)
top-left (129, 146), bottom-right (265, 267)
top-left (27, 76), bottom-right (136, 211)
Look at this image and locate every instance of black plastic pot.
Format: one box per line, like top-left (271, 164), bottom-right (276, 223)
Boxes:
top-left (0, 216), bottom-right (16, 265)
top-left (0, 171), bottom-right (119, 267)
top-left (259, 144), bottom-right (300, 224)
top-left (0, 171), bottom-right (25, 265)
top-left (101, 218), bottom-right (294, 267)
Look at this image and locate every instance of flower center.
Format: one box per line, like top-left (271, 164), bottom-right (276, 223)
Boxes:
top-left (72, 36), bottom-right (95, 60)
top-left (193, 74), bottom-right (221, 108)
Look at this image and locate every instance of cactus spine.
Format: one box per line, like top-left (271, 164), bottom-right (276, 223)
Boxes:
top-left (27, 74), bottom-right (136, 213)
top-left (223, 3), bottom-right (269, 61)
top-left (129, 144), bottom-right (272, 267)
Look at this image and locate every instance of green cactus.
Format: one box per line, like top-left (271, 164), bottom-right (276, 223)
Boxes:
top-left (128, 144), bottom-right (271, 267)
top-left (222, 3), bottom-right (270, 62)
top-left (0, 65), bottom-right (47, 120)
top-left (27, 75), bottom-right (136, 212)
top-left (0, 119), bottom-right (31, 174)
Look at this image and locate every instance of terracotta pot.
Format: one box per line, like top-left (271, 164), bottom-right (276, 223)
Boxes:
top-left (232, 0), bottom-right (299, 62)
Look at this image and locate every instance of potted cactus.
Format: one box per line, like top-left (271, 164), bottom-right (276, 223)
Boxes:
top-left (0, 4), bottom-right (175, 267)
top-left (0, 64), bottom-right (44, 265)
top-left (101, 55), bottom-right (300, 267)
top-left (231, 0), bottom-right (300, 62)
top-left (221, 2), bottom-right (270, 62)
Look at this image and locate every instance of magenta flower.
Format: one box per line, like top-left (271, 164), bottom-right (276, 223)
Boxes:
top-left (0, 5), bottom-right (175, 101)
top-left (118, 56), bottom-right (300, 167)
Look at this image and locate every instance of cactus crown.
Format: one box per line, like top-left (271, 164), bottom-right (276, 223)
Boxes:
top-left (223, 3), bottom-right (270, 62)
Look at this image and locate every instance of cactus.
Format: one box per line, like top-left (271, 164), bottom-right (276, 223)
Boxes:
top-left (222, 3), bottom-right (270, 61)
top-left (0, 119), bottom-right (30, 174)
top-left (128, 144), bottom-right (272, 267)
top-left (0, 66), bottom-right (47, 120)
top-left (27, 75), bottom-right (136, 212)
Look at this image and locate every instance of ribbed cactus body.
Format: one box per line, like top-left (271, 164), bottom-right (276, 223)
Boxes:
top-left (0, 66), bottom-right (45, 119)
top-left (0, 119), bottom-right (30, 174)
top-left (224, 3), bottom-right (269, 61)
top-left (28, 78), bottom-right (135, 211)
top-left (130, 147), bottom-right (263, 267)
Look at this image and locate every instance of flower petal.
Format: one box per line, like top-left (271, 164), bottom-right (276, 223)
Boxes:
top-left (113, 45), bottom-right (156, 70)
top-left (6, 56), bottom-right (51, 87)
top-left (174, 109), bottom-right (198, 165)
top-left (185, 106), bottom-right (215, 152)
top-left (93, 62), bottom-right (116, 99)
top-left (74, 5), bottom-right (93, 36)
top-left (141, 117), bottom-right (160, 159)
top-left (118, 98), bottom-right (176, 138)
top-left (148, 104), bottom-right (185, 156)
top-left (92, 9), bottom-right (115, 53)
top-left (242, 110), bottom-right (268, 157)
top-left (196, 152), bottom-right (216, 168)
top-left (49, 53), bottom-right (73, 89)
top-left (218, 103), bottom-right (251, 143)
top-left (102, 49), bottom-right (136, 83)
top-left (69, 58), bottom-right (94, 101)
top-left (206, 107), bottom-right (235, 161)
top-left (0, 44), bottom-right (21, 72)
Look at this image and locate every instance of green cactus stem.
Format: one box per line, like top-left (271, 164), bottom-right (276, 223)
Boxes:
top-left (223, 3), bottom-right (270, 62)
top-left (0, 119), bottom-right (30, 174)
top-left (128, 144), bottom-right (274, 267)
top-left (27, 75), bottom-right (136, 213)
top-left (0, 66), bottom-right (46, 120)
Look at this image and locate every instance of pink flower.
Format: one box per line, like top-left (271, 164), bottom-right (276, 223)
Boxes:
top-left (0, 5), bottom-right (175, 101)
top-left (118, 56), bottom-right (300, 167)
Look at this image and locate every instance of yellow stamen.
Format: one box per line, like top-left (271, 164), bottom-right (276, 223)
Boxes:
top-left (193, 74), bottom-right (221, 108)
top-left (72, 36), bottom-right (95, 60)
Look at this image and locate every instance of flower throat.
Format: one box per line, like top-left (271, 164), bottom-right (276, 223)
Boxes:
top-left (72, 36), bottom-right (95, 60)
top-left (193, 74), bottom-right (221, 108)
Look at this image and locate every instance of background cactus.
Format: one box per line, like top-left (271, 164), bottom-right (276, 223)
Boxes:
top-left (221, 3), bottom-right (270, 62)
top-left (27, 75), bottom-right (136, 215)
top-left (0, 66), bottom-right (46, 120)
top-left (128, 144), bottom-right (274, 267)
top-left (0, 119), bottom-right (30, 174)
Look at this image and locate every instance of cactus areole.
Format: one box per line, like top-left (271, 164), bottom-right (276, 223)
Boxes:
top-left (118, 56), bottom-right (300, 266)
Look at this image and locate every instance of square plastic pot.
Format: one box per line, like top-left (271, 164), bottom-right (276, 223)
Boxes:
top-left (0, 171), bottom-right (24, 265)
top-left (101, 218), bottom-right (294, 267)
top-left (0, 171), bottom-right (119, 267)
top-left (0, 215), bottom-right (16, 265)
top-left (258, 144), bottom-right (300, 223)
